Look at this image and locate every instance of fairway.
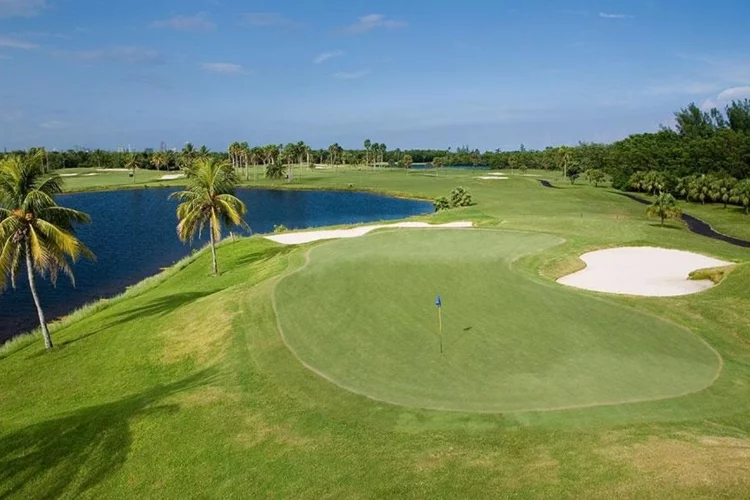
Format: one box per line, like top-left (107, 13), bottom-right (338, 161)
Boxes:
top-left (276, 229), bottom-right (721, 412)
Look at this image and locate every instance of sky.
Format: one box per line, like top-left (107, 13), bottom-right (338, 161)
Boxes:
top-left (1, 0), bottom-right (750, 152)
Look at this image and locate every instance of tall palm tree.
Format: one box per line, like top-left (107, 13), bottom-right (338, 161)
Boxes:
top-left (646, 192), bottom-right (682, 227)
top-left (124, 153), bottom-right (140, 183)
top-left (0, 156), bottom-right (94, 349)
top-left (364, 139), bottom-right (371, 168)
top-left (169, 158), bottom-right (248, 276)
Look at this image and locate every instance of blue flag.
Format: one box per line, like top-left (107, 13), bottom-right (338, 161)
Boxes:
top-left (435, 295), bottom-right (442, 307)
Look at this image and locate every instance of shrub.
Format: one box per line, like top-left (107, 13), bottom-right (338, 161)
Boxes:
top-left (433, 197), bottom-right (451, 211)
top-left (273, 224), bottom-right (288, 233)
top-left (450, 187), bottom-right (473, 207)
top-left (434, 187), bottom-right (474, 211)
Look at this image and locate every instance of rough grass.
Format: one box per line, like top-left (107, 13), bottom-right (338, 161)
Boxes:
top-left (2, 168), bottom-right (750, 498)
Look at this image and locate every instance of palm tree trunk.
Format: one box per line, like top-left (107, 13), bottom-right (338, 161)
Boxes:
top-left (209, 224), bottom-right (219, 276)
top-left (25, 240), bottom-right (53, 349)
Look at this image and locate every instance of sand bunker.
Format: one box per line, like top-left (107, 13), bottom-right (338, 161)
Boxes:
top-left (266, 221), bottom-right (473, 245)
top-left (83, 173), bottom-right (98, 177)
top-left (97, 168), bottom-right (130, 172)
top-left (59, 173), bottom-right (78, 177)
top-left (558, 247), bottom-right (732, 297)
top-left (160, 174), bottom-right (186, 180)
top-left (476, 176), bottom-right (509, 180)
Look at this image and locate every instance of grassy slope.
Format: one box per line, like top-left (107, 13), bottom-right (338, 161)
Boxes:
top-left (277, 229), bottom-right (719, 412)
top-left (1, 168), bottom-right (749, 498)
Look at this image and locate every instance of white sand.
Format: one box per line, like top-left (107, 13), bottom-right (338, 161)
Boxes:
top-left (83, 173), bottom-right (98, 177)
top-left (97, 168), bottom-right (130, 172)
top-left (59, 173), bottom-right (78, 177)
top-left (160, 174), bottom-right (186, 180)
top-left (487, 172), bottom-right (508, 176)
top-left (476, 176), bottom-right (509, 180)
top-left (266, 221), bottom-right (474, 245)
top-left (558, 247), bottom-right (732, 297)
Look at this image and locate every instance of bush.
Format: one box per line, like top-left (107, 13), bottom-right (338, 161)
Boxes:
top-left (450, 187), bottom-right (473, 207)
top-left (273, 224), bottom-right (288, 233)
top-left (434, 187), bottom-right (474, 211)
top-left (433, 197), bottom-right (450, 211)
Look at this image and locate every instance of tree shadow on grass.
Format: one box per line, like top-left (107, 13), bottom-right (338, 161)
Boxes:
top-left (0, 369), bottom-right (217, 499)
top-left (58, 292), bottom-right (213, 350)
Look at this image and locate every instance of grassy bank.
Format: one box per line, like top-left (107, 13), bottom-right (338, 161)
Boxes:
top-left (2, 168), bottom-right (750, 498)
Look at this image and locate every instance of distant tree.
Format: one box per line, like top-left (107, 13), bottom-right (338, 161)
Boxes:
top-left (0, 156), bottom-right (95, 349)
top-left (124, 153), bottom-right (140, 183)
top-left (730, 180), bottom-right (750, 214)
top-left (364, 139), bottom-right (371, 167)
top-left (566, 163), bottom-right (581, 184)
top-left (169, 158), bottom-right (248, 276)
top-left (647, 192), bottom-right (682, 227)
top-left (151, 151), bottom-right (168, 171)
top-left (585, 169), bottom-right (606, 187)
top-left (401, 154), bottom-right (413, 172)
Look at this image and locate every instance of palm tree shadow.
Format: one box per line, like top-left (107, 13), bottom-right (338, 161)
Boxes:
top-left (58, 292), bottom-right (212, 349)
top-left (0, 369), bottom-right (217, 498)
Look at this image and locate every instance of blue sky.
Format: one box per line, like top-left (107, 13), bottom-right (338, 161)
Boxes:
top-left (1, 0), bottom-right (749, 151)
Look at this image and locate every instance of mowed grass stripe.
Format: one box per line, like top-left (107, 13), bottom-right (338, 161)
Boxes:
top-left (276, 229), bottom-right (721, 412)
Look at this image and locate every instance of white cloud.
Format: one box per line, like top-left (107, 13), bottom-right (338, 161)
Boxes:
top-left (60, 46), bottom-right (165, 65)
top-left (701, 86), bottom-right (750, 110)
top-left (599, 12), bottom-right (633, 19)
top-left (151, 13), bottom-right (216, 32)
top-left (0, 0), bottom-right (46, 19)
top-left (342, 14), bottom-right (407, 34)
top-left (40, 120), bottom-right (71, 129)
top-left (240, 12), bottom-right (298, 27)
top-left (645, 82), bottom-right (721, 96)
top-left (314, 50), bottom-right (344, 64)
top-left (717, 86), bottom-right (750, 101)
top-left (201, 62), bottom-right (245, 74)
top-left (333, 69), bottom-right (370, 79)
top-left (0, 35), bottom-right (38, 49)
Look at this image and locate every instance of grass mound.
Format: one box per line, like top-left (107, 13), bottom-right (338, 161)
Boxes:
top-left (276, 229), bottom-right (720, 412)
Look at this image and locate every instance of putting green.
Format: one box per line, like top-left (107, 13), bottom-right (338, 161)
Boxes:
top-left (275, 230), bottom-right (721, 412)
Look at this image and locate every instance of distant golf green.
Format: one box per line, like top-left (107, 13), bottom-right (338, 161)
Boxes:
top-left (276, 229), bottom-right (721, 412)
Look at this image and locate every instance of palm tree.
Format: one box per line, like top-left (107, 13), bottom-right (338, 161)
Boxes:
top-left (0, 156), bottom-right (94, 349)
top-left (730, 180), bottom-right (750, 214)
top-left (151, 151), bottom-right (168, 171)
top-left (169, 158), bottom-right (248, 276)
top-left (557, 146), bottom-right (572, 179)
top-left (124, 153), bottom-right (140, 183)
top-left (180, 143), bottom-right (196, 170)
top-left (646, 192), bottom-right (682, 227)
top-left (364, 139), bottom-right (371, 168)
top-left (198, 145), bottom-right (211, 159)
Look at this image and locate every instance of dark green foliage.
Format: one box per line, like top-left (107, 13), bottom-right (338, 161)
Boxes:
top-left (450, 187), bottom-right (473, 207)
top-left (433, 187), bottom-right (473, 211)
top-left (265, 162), bottom-right (286, 180)
top-left (433, 197), bottom-right (450, 211)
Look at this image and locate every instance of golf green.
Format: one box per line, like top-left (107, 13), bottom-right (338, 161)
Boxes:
top-left (275, 229), bottom-right (721, 412)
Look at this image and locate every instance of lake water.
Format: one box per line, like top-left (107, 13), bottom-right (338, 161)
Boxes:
top-left (0, 188), bottom-right (432, 343)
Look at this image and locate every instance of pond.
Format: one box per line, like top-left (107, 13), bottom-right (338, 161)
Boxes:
top-left (0, 188), bottom-right (432, 343)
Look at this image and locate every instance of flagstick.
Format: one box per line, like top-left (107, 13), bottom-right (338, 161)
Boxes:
top-left (438, 306), bottom-right (443, 354)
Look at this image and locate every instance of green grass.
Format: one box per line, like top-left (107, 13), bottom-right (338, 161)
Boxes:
top-left (277, 229), bottom-right (719, 412)
top-left (2, 167), bottom-right (750, 498)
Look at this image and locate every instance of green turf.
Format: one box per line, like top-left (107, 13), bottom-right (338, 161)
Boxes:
top-left (2, 167), bottom-right (750, 498)
top-left (276, 229), bottom-right (720, 412)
